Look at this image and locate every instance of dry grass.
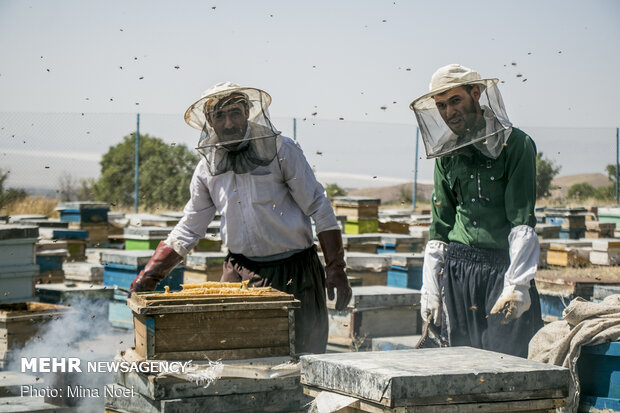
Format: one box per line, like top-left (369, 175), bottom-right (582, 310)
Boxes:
top-left (1, 196), bottom-right (60, 218)
top-left (0, 195), bottom-right (184, 219)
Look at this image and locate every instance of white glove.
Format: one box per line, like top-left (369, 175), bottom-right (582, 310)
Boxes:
top-left (421, 240), bottom-right (447, 327)
top-left (490, 225), bottom-right (539, 324)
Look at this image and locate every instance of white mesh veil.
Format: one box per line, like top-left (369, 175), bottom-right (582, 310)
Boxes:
top-left (410, 64), bottom-right (512, 159)
top-left (185, 82), bottom-right (280, 175)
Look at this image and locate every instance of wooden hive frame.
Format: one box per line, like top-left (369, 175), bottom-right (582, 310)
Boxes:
top-left (127, 287), bottom-right (300, 361)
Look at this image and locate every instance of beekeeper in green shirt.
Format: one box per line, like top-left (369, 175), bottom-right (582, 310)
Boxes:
top-left (410, 64), bottom-right (543, 358)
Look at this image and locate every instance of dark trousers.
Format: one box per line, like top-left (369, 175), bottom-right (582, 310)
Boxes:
top-left (220, 246), bottom-right (329, 354)
top-left (442, 242), bottom-right (543, 358)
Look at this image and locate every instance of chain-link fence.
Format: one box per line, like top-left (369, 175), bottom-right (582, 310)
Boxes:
top-left (0, 111), bottom-right (617, 203)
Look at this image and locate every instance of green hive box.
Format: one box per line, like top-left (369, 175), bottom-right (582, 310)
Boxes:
top-left (345, 219), bottom-right (379, 234)
top-left (124, 238), bottom-right (162, 250)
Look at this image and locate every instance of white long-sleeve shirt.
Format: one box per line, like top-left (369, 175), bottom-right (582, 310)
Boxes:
top-left (165, 135), bottom-right (338, 258)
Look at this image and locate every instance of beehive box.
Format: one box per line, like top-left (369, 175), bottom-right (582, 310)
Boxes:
top-left (106, 353), bottom-right (310, 413)
top-left (345, 219), bottom-right (379, 235)
top-left (68, 221), bottom-right (110, 246)
top-left (385, 253), bottom-right (423, 290)
top-left (378, 219), bottom-right (410, 235)
top-left (343, 234), bottom-right (383, 254)
top-left (36, 282), bottom-right (113, 305)
top-left (184, 251), bottom-right (227, 283)
top-left (586, 220), bottom-right (616, 238)
top-left (127, 287), bottom-right (300, 361)
top-left (194, 234), bottom-right (223, 252)
top-left (333, 197), bottom-right (380, 221)
top-left (62, 261), bottom-right (104, 283)
top-left (535, 271), bottom-right (620, 322)
top-left (102, 250), bottom-right (184, 292)
top-left (379, 234), bottom-right (426, 253)
top-left (301, 347), bottom-right (570, 412)
top-left (35, 249), bottom-right (67, 271)
top-left (590, 238), bottom-right (620, 266)
top-left (0, 265), bottom-right (39, 303)
top-left (535, 223), bottom-right (561, 239)
top-left (344, 252), bottom-right (392, 286)
top-left (0, 225), bottom-right (38, 268)
top-left (123, 226), bottom-right (171, 250)
top-left (578, 341), bottom-right (620, 412)
top-left (56, 201), bottom-right (110, 224)
top-left (327, 286), bottom-right (420, 349)
top-left (102, 250), bottom-right (184, 329)
top-left (546, 239), bottom-right (592, 267)
top-left (33, 269), bottom-right (65, 287)
top-left (0, 302), bottom-right (69, 366)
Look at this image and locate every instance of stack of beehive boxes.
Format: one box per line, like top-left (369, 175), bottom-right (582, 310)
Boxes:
top-left (57, 201), bottom-right (111, 247)
top-left (0, 225), bottom-right (39, 303)
top-left (333, 196), bottom-right (381, 234)
top-left (102, 250), bottom-right (184, 329)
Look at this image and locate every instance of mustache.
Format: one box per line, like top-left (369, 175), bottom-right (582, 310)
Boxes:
top-left (221, 127), bottom-right (244, 135)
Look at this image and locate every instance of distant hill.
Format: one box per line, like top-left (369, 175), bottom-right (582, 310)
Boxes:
top-left (344, 173), bottom-right (612, 204)
top-left (347, 182), bottom-right (433, 205)
top-left (550, 173), bottom-right (610, 198)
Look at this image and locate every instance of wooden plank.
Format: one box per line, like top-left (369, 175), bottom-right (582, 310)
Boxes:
top-left (154, 309), bottom-right (288, 327)
top-left (303, 387), bottom-right (564, 412)
top-left (155, 315), bottom-right (288, 333)
top-left (128, 300), bottom-right (300, 315)
top-left (155, 328), bottom-right (290, 352)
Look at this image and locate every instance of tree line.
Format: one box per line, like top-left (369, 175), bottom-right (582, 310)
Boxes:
top-left (0, 136), bottom-right (617, 211)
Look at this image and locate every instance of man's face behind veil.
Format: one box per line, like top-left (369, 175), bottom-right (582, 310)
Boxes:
top-left (433, 85), bottom-right (481, 136)
top-left (208, 100), bottom-right (250, 143)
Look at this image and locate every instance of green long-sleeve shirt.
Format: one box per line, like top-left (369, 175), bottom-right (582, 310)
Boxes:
top-left (429, 128), bottom-right (537, 250)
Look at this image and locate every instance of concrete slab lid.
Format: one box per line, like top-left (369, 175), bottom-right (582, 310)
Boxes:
top-left (380, 234), bottom-right (423, 245)
top-left (62, 262), bottom-right (104, 275)
top-left (185, 251), bottom-right (227, 264)
top-left (158, 211), bottom-right (185, 219)
top-left (56, 201), bottom-right (110, 211)
top-left (7, 214), bottom-right (48, 223)
top-left (384, 253), bottom-right (424, 267)
top-left (598, 206), bottom-right (620, 215)
top-left (346, 285), bottom-right (421, 308)
top-left (592, 238), bottom-right (620, 251)
top-left (333, 196), bottom-right (381, 206)
top-left (0, 224), bottom-right (39, 240)
top-left (378, 209), bottom-right (412, 219)
top-left (300, 347), bottom-right (569, 404)
top-left (345, 252), bottom-right (392, 271)
top-left (35, 282), bottom-right (110, 292)
top-left (547, 239), bottom-right (593, 250)
top-left (343, 234), bottom-right (383, 244)
top-left (101, 249), bottom-right (154, 267)
top-left (123, 225), bottom-right (173, 238)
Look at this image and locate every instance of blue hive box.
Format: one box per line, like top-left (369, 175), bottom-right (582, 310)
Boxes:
top-left (102, 250), bottom-right (184, 328)
top-left (385, 253), bottom-right (423, 290)
top-left (57, 202), bottom-right (110, 224)
top-left (578, 341), bottom-right (620, 412)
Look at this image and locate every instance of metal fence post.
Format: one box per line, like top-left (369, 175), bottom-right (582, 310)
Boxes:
top-left (413, 126), bottom-right (419, 211)
top-left (135, 113), bottom-right (140, 213)
top-left (293, 117), bottom-right (297, 141)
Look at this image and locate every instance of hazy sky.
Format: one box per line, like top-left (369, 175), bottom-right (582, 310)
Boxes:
top-left (0, 0), bottom-right (619, 190)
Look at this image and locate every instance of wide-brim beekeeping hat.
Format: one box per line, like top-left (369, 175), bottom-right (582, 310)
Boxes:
top-left (184, 81), bottom-right (272, 130)
top-left (410, 64), bottom-right (498, 111)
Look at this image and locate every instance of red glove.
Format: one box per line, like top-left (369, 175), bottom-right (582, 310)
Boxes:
top-left (129, 241), bottom-right (184, 294)
top-left (318, 229), bottom-right (352, 311)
